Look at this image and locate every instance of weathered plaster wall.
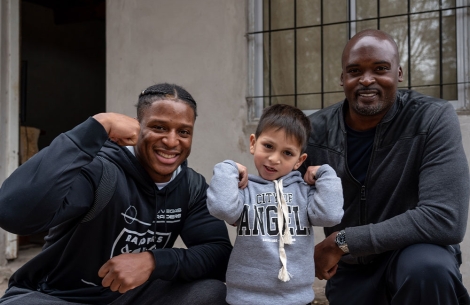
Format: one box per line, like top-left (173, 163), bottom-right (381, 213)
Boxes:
top-left (459, 115), bottom-right (470, 287)
top-left (0, 0), bottom-right (19, 265)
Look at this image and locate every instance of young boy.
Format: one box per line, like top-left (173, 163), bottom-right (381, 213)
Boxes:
top-left (207, 104), bottom-right (344, 305)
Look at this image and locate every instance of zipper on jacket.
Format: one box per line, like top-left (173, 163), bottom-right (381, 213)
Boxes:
top-left (359, 123), bottom-right (381, 225)
top-left (360, 185), bottom-right (367, 225)
top-left (342, 127), bottom-right (368, 225)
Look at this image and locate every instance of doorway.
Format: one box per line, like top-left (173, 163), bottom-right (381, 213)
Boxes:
top-left (19, 0), bottom-right (106, 248)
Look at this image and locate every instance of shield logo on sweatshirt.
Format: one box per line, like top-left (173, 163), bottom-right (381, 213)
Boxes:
top-left (110, 228), bottom-right (171, 258)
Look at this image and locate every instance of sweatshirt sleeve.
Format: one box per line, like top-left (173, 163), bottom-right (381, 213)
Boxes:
top-left (347, 102), bottom-right (470, 257)
top-left (206, 160), bottom-right (246, 225)
top-left (307, 164), bottom-right (344, 227)
top-left (0, 117), bottom-right (108, 235)
top-left (148, 173), bottom-right (232, 282)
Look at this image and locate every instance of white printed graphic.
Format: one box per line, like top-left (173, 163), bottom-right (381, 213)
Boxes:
top-left (106, 205), bottom-right (180, 258)
top-left (110, 228), bottom-right (171, 258)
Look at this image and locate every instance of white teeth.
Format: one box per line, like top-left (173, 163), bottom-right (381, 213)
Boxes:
top-left (360, 93), bottom-right (375, 97)
top-left (158, 152), bottom-right (176, 158)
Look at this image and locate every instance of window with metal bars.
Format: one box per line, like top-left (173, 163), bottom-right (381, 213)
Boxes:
top-left (246, 0), bottom-right (470, 121)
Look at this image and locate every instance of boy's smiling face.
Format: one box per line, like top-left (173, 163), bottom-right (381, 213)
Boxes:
top-left (250, 127), bottom-right (307, 181)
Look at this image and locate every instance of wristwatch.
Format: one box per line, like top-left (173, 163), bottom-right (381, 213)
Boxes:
top-left (335, 230), bottom-right (349, 254)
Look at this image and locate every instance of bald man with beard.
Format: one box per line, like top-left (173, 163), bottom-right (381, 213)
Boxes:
top-left (301, 29), bottom-right (470, 305)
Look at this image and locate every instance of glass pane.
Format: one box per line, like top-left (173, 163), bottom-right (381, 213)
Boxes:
top-left (356, 0), bottom-right (377, 20)
top-left (380, 0), bottom-right (407, 17)
top-left (443, 84), bottom-right (457, 101)
top-left (381, 16), bottom-right (409, 87)
top-left (356, 20), bottom-right (378, 32)
top-left (410, 12), bottom-right (440, 86)
top-left (412, 86), bottom-right (440, 99)
top-left (411, 0), bottom-right (439, 13)
top-left (323, 24), bottom-right (348, 92)
top-left (323, 0), bottom-right (348, 24)
top-left (442, 11), bottom-right (457, 89)
top-left (441, 0), bottom-right (456, 9)
top-left (297, 94), bottom-right (322, 110)
top-left (297, 27), bottom-right (322, 94)
top-left (297, 0), bottom-right (321, 27)
top-left (397, 83), bottom-right (408, 89)
top-left (324, 92), bottom-right (344, 108)
top-left (271, 30), bottom-right (295, 95)
top-left (264, 97), bottom-right (271, 108)
top-left (263, 0), bottom-right (269, 30)
top-left (271, 95), bottom-right (295, 106)
top-left (271, 0), bottom-right (294, 30)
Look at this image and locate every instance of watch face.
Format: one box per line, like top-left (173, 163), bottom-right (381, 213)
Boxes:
top-left (336, 232), bottom-right (346, 245)
top-left (335, 231), bottom-right (349, 253)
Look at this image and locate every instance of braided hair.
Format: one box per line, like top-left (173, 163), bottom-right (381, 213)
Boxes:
top-left (136, 83), bottom-right (197, 121)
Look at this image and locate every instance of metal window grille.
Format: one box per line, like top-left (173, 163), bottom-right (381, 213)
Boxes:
top-left (246, 0), bottom-right (470, 121)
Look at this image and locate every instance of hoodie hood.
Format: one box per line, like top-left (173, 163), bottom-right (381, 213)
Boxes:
top-left (97, 140), bottom-right (188, 196)
top-left (248, 170), bottom-right (305, 187)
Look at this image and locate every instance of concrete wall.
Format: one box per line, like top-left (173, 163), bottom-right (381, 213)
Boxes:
top-left (0, 0), bottom-right (20, 265)
top-left (459, 115), bottom-right (470, 286)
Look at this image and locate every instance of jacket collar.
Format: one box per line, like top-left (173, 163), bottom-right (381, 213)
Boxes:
top-left (339, 90), bottom-right (404, 130)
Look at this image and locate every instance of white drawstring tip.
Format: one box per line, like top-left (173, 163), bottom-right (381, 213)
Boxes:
top-left (278, 266), bottom-right (292, 282)
top-left (283, 230), bottom-right (293, 244)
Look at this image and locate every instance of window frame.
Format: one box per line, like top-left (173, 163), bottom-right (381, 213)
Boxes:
top-left (247, 0), bottom-right (470, 121)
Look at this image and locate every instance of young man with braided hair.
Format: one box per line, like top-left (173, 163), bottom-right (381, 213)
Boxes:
top-left (0, 83), bottom-right (232, 304)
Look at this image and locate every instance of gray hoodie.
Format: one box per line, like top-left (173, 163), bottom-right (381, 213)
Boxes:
top-left (207, 160), bottom-right (343, 305)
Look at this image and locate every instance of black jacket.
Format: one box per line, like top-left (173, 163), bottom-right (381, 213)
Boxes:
top-left (0, 117), bottom-right (232, 304)
top-left (300, 90), bottom-right (469, 264)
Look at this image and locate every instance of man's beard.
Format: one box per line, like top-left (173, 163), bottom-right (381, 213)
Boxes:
top-left (352, 93), bottom-right (396, 116)
top-left (353, 102), bottom-right (385, 116)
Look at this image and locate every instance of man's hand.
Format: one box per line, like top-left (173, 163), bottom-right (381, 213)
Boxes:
top-left (98, 252), bottom-right (155, 293)
top-left (314, 232), bottom-right (344, 280)
top-left (93, 113), bottom-right (140, 146)
top-left (235, 162), bottom-right (248, 189)
top-left (304, 165), bottom-right (321, 185)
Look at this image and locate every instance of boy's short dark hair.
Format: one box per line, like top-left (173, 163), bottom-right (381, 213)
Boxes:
top-left (255, 104), bottom-right (312, 153)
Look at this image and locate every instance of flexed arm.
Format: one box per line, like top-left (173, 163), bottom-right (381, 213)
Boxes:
top-left (207, 160), bottom-right (248, 224)
top-left (306, 164), bottom-right (344, 227)
top-left (0, 113), bottom-right (140, 234)
top-left (93, 113), bottom-right (139, 146)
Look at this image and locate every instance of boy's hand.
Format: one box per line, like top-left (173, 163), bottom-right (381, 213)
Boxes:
top-left (304, 165), bottom-right (321, 185)
top-left (93, 113), bottom-right (140, 146)
top-left (235, 162), bottom-right (248, 189)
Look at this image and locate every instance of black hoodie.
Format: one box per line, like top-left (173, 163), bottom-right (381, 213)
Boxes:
top-left (0, 117), bottom-right (232, 304)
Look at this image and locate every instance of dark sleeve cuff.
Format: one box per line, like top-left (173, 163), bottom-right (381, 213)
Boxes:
top-left (147, 249), bottom-right (178, 281)
top-left (65, 117), bottom-right (109, 157)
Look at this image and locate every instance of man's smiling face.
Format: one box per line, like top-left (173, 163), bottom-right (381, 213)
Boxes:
top-left (135, 99), bottom-right (195, 182)
top-left (341, 34), bottom-right (403, 120)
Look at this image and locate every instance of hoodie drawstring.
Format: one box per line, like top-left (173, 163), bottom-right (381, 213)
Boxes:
top-left (154, 189), bottom-right (169, 247)
top-left (274, 179), bottom-right (292, 282)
